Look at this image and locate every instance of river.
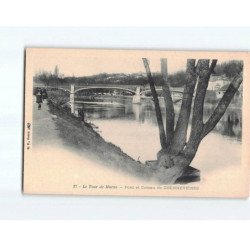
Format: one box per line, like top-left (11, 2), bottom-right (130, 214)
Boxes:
top-left (75, 96), bottom-right (242, 174)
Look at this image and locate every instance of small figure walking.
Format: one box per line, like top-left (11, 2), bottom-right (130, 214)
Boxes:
top-left (36, 91), bottom-right (43, 110)
top-left (78, 108), bottom-right (85, 122)
top-left (41, 88), bottom-right (48, 100)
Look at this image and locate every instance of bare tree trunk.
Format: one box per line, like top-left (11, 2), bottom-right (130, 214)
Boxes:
top-left (170, 59), bottom-right (198, 154)
top-left (184, 60), bottom-right (217, 159)
top-left (142, 58), bottom-right (167, 150)
top-left (143, 58), bottom-right (243, 184)
top-left (160, 59), bottom-right (175, 147)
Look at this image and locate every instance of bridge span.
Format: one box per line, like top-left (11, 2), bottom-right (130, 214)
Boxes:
top-left (45, 84), bottom-right (184, 114)
top-left (46, 84), bottom-right (183, 96)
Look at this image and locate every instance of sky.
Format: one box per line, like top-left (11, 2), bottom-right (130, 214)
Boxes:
top-left (30, 49), bottom-right (188, 77)
top-left (29, 49), bottom-right (234, 78)
top-left (35, 57), bottom-right (187, 77)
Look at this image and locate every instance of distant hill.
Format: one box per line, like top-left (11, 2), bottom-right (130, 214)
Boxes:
top-left (34, 71), bottom-right (187, 88)
top-left (34, 60), bottom-right (242, 89)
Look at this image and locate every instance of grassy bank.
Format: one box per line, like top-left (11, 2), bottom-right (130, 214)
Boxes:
top-left (47, 100), bottom-right (154, 181)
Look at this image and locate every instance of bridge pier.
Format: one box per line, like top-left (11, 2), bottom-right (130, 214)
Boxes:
top-left (132, 87), bottom-right (141, 104)
top-left (70, 84), bottom-right (75, 114)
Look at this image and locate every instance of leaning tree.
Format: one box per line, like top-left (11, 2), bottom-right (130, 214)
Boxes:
top-left (142, 58), bottom-right (243, 184)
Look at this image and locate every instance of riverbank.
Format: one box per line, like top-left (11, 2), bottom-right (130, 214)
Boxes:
top-left (46, 99), bottom-right (201, 184)
top-left (47, 100), bottom-right (154, 181)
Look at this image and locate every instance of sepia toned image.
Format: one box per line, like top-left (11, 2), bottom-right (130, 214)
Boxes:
top-left (23, 48), bottom-right (250, 197)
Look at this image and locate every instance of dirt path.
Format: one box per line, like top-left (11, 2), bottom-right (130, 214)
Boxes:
top-left (32, 97), bottom-right (63, 147)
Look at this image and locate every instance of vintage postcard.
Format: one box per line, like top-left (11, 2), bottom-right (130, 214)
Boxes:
top-left (23, 48), bottom-right (250, 198)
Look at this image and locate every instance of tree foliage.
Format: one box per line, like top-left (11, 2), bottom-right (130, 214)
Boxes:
top-left (34, 71), bottom-right (66, 86)
top-left (168, 71), bottom-right (187, 87)
top-left (214, 60), bottom-right (243, 78)
top-left (34, 70), bottom-right (189, 88)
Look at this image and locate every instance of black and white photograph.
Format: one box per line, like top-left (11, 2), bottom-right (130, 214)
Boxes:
top-left (23, 48), bottom-right (249, 197)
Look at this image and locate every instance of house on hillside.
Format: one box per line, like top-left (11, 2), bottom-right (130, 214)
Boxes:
top-left (216, 84), bottom-right (229, 99)
top-left (207, 75), bottom-right (229, 91)
top-left (33, 82), bottom-right (46, 88)
top-left (216, 83), bottom-right (243, 100)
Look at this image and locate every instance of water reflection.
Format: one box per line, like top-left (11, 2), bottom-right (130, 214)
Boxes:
top-left (74, 96), bottom-right (241, 167)
top-left (203, 104), bottom-right (242, 140)
top-left (76, 96), bottom-right (242, 141)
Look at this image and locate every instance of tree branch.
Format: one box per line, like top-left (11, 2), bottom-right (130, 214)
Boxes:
top-left (202, 72), bottom-right (243, 138)
top-left (170, 59), bottom-right (198, 154)
top-left (209, 59), bottom-right (218, 75)
top-left (183, 59), bottom-right (217, 159)
top-left (142, 58), bottom-right (167, 150)
top-left (192, 60), bottom-right (217, 124)
top-left (189, 60), bottom-right (217, 134)
top-left (160, 59), bottom-right (175, 146)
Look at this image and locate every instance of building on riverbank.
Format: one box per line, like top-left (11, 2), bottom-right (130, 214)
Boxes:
top-left (207, 75), bottom-right (230, 91)
top-left (216, 83), bottom-right (243, 101)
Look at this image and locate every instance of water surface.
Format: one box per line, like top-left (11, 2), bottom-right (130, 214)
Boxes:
top-left (75, 96), bottom-right (242, 173)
